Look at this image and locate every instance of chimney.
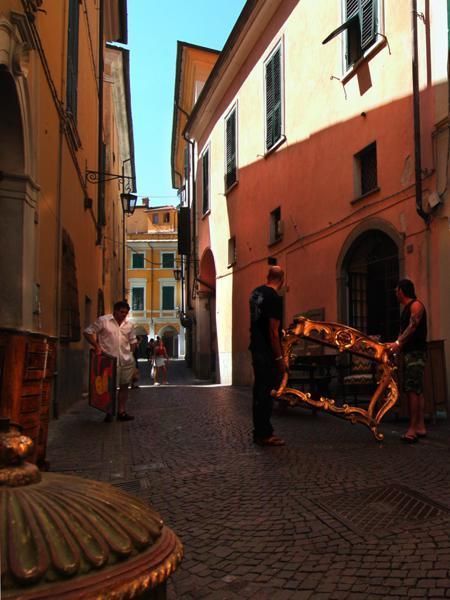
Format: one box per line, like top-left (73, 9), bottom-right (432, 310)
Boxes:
top-left (142, 197), bottom-right (149, 208)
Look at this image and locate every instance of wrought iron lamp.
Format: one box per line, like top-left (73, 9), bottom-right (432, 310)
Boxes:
top-left (121, 192), bottom-right (138, 215)
top-left (173, 267), bottom-right (182, 281)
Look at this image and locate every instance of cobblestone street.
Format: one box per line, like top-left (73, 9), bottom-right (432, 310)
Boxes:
top-left (47, 360), bottom-right (450, 599)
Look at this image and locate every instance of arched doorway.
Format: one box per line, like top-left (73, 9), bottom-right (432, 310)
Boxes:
top-left (197, 248), bottom-right (217, 380)
top-left (342, 230), bottom-right (400, 341)
top-left (160, 326), bottom-right (179, 358)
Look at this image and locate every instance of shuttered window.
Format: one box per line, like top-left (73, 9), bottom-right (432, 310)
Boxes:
top-left (225, 108), bottom-right (237, 189)
top-left (66, 0), bottom-right (80, 120)
top-left (162, 286), bottom-right (175, 310)
top-left (265, 46), bottom-right (282, 151)
top-left (345, 0), bottom-right (378, 66)
top-left (132, 253), bottom-right (144, 268)
top-left (161, 253), bottom-right (174, 268)
top-left (202, 149), bottom-right (210, 214)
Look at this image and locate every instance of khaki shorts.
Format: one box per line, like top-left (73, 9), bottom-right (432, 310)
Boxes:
top-left (117, 363), bottom-right (135, 386)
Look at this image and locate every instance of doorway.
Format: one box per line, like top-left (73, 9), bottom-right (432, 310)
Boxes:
top-left (343, 230), bottom-right (400, 341)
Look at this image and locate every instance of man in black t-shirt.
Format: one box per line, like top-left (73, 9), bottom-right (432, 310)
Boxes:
top-left (249, 266), bottom-right (287, 446)
top-left (387, 279), bottom-right (428, 443)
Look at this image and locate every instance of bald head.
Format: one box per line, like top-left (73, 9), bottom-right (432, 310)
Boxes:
top-left (267, 266), bottom-right (284, 289)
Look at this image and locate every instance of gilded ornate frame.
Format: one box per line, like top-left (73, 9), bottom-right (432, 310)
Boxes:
top-left (272, 317), bottom-right (399, 441)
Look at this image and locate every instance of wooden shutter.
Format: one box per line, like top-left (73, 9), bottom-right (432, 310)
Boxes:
top-left (66, 0), bottom-right (80, 119)
top-left (265, 47), bottom-right (282, 150)
top-left (346, 0), bottom-right (377, 51)
top-left (202, 150), bottom-right (209, 214)
top-left (225, 109), bottom-right (236, 189)
top-left (162, 287), bottom-right (175, 310)
top-left (361, 0), bottom-right (377, 49)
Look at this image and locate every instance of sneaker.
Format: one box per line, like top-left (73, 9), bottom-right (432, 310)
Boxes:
top-left (154, 382), bottom-right (160, 386)
top-left (117, 412), bottom-right (135, 422)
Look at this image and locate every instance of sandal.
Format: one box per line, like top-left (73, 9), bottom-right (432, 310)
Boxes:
top-left (401, 434), bottom-right (418, 444)
top-left (254, 435), bottom-right (286, 447)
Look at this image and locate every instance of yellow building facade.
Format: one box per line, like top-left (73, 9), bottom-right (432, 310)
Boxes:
top-left (0, 0), bottom-right (134, 459)
top-left (126, 205), bottom-right (184, 357)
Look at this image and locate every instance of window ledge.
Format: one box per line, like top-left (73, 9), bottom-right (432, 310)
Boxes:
top-left (351, 186), bottom-right (380, 205)
top-left (264, 135), bottom-right (287, 158)
top-left (341, 37), bottom-right (387, 85)
top-left (225, 180), bottom-right (238, 195)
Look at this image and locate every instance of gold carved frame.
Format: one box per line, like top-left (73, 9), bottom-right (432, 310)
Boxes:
top-left (272, 317), bottom-right (399, 441)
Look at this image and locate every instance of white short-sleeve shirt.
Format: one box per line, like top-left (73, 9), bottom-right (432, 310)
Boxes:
top-left (84, 314), bottom-right (137, 366)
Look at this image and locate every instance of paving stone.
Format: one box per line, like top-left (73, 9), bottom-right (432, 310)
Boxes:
top-left (46, 359), bottom-right (450, 599)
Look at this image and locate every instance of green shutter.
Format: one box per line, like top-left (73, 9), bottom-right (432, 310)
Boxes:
top-left (225, 109), bottom-right (237, 188)
top-left (265, 47), bottom-right (282, 150)
top-left (346, 0), bottom-right (377, 52)
top-left (162, 287), bottom-right (175, 310)
top-left (132, 253), bottom-right (144, 268)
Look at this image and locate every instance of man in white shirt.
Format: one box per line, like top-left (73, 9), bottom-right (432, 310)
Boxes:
top-left (84, 301), bottom-right (137, 421)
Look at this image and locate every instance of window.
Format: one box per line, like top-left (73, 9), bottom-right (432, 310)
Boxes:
top-left (345, 0), bottom-right (378, 67)
top-left (163, 212), bottom-right (170, 223)
top-left (225, 107), bottom-right (237, 189)
top-left (132, 253), bottom-right (144, 268)
top-left (322, 0), bottom-right (380, 70)
top-left (162, 286), bottom-right (175, 310)
top-left (269, 207), bottom-right (283, 244)
top-left (161, 253), bottom-right (174, 268)
top-left (355, 142), bottom-right (378, 197)
top-left (265, 45), bottom-right (283, 151)
top-left (152, 213), bottom-right (159, 224)
top-left (202, 149), bottom-right (210, 214)
top-left (66, 0), bottom-right (80, 120)
top-left (131, 287), bottom-right (144, 311)
top-left (228, 236), bottom-right (236, 267)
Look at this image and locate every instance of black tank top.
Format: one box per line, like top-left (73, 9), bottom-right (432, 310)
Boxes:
top-left (400, 300), bottom-right (427, 352)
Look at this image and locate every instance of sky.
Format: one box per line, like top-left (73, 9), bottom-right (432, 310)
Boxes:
top-left (127, 0), bottom-right (247, 207)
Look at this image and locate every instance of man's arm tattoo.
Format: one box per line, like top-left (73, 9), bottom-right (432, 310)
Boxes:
top-left (398, 305), bottom-right (424, 346)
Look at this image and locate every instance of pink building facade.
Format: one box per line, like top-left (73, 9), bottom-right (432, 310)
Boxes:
top-left (172, 0), bottom-right (450, 405)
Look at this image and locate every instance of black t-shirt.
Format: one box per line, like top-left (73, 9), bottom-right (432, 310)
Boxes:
top-left (249, 284), bottom-right (282, 356)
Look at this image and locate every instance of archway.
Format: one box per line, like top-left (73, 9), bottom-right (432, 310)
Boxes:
top-left (197, 248), bottom-right (217, 380)
top-left (159, 325), bottom-right (179, 358)
top-left (340, 229), bottom-right (400, 342)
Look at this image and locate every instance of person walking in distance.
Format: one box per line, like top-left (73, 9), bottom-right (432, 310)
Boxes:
top-left (387, 279), bottom-right (428, 443)
top-left (249, 266), bottom-right (287, 446)
top-left (153, 337), bottom-right (169, 385)
top-left (84, 300), bottom-right (137, 421)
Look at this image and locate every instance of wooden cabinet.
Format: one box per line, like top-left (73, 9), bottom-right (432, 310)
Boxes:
top-left (0, 331), bottom-right (56, 465)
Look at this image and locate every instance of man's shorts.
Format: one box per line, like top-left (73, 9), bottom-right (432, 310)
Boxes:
top-left (403, 350), bottom-right (427, 394)
top-left (117, 363), bottom-right (135, 386)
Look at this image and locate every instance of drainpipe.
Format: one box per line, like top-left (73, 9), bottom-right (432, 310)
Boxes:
top-left (412, 0), bottom-right (429, 223)
top-left (176, 102), bottom-right (196, 310)
top-left (96, 0), bottom-right (105, 243)
top-left (53, 0), bottom-right (69, 419)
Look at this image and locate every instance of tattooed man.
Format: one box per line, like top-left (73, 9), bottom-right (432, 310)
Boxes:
top-left (387, 279), bottom-right (427, 443)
